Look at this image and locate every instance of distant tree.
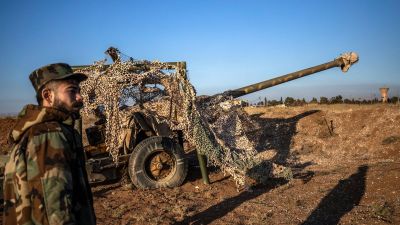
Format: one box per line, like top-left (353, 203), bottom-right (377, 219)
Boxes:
top-left (389, 96), bottom-right (399, 104)
top-left (344, 98), bottom-right (352, 104)
top-left (371, 98), bottom-right (379, 104)
top-left (295, 99), bottom-right (303, 106)
top-left (280, 97), bottom-right (283, 104)
top-left (320, 96), bottom-right (328, 104)
top-left (330, 95), bottom-right (343, 104)
top-left (309, 97), bottom-right (318, 104)
top-left (284, 97), bottom-right (295, 106)
top-left (268, 100), bottom-right (280, 106)
top-left (302, 98), bottom-right (306, 104)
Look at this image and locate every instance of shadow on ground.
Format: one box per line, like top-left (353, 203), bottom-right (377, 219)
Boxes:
top-left (301, 165), bottom-right (368, 225)
top-left (174, 178), bottom-right (288, 225)
top-left (248, 110), bottom-right (320, 164)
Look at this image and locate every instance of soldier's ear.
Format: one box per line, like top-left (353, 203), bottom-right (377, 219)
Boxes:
top-left (41, 88), bottom-right (54, 106)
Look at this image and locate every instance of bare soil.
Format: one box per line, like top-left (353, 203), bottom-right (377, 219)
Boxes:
top-left (1, 104), bottom-right (399, 224)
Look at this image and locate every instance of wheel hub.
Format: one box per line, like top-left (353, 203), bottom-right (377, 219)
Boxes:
top-left (155, 163), bottom-right (163, 170)
top-left (146, 150), bottom-right (175, 180)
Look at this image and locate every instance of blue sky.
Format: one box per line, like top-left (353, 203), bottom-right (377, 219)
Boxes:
top-left (0, 0), bottom-right (399, 113)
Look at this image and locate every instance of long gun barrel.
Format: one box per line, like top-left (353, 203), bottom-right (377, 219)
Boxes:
top-left (223, 52), bottom-right (359, 98)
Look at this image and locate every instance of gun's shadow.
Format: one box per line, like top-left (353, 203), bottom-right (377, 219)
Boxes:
top-left (247, 110), bottom-right (319, 164)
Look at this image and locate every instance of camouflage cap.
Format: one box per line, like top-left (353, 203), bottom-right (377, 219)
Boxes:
top-left (29, 63), bottom-right (87, 92)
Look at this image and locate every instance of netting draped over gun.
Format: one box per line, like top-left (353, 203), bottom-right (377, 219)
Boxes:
top-left (73, 47), bottom-right (358, 188)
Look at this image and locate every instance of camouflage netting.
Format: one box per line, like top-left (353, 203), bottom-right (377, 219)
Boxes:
top-left (78, 52), bottom-right (290, 187)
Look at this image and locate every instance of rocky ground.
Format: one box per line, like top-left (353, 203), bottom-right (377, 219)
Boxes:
top-left (1, 104), bottom-right (399, 224)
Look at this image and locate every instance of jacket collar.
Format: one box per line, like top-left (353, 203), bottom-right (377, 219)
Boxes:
top-left (9, 104), bottom-right (74, 143)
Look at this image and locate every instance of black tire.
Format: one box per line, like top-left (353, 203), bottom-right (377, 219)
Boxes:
top-left (128, 136), bottom-right (188, 189)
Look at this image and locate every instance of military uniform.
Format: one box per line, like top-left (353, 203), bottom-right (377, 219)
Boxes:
top-left (3, 63), bottom-right (96, 225)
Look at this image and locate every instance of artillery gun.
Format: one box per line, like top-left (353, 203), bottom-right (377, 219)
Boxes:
top-left (0, 48), bottom-right (359, 195)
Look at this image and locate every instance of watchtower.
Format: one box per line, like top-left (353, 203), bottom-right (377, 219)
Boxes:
top-left (379, 87), bottom-right (389, 103)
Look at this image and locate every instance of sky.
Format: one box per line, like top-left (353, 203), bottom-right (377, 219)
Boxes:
top-left (0, 0), bottom-right (399, 113)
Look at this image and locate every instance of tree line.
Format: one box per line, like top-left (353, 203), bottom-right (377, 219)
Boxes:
top-left (252, 95), bottom-right (400, 107)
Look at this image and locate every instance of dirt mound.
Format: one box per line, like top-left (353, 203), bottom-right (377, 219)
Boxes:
top-left (245, 104), bottom-right (400, 166)
top-left (0, 117), bottom-right (16, 153)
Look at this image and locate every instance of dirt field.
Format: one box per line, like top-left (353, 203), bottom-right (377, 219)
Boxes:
top-left (1, 104), bottom-right (399, 224)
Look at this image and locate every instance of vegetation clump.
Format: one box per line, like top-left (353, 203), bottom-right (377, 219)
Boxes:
top-left (382, 136), bottom-right (400, 145)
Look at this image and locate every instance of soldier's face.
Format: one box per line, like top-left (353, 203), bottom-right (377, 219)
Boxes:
top-left (52, 80), bottom-right (83, 114)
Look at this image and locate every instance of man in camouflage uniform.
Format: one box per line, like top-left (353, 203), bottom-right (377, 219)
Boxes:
top-left (3, 63), bottom-right (96, 224)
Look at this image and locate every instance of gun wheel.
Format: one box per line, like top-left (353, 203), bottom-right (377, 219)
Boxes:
top-left (128, 136), bottom-right (188, 189)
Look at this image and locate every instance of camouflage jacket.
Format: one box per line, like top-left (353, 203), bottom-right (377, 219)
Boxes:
top-left (3, 105), bottom-right (96, 225)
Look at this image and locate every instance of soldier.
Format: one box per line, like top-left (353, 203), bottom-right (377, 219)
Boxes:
top-left (3, 63), bottom-right (96, 224)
